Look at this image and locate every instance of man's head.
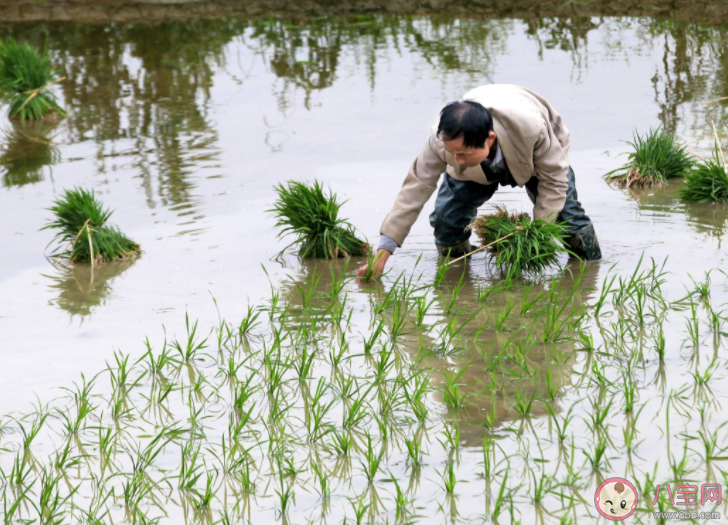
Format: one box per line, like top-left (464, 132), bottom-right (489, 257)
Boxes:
top-left (437, 100), bottom-right (496, 167)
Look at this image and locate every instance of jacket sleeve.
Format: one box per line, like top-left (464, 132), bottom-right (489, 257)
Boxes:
top-left (532, 120), bottom-right (569, 222)
top-left (379, 135), bottom-right (447, 246)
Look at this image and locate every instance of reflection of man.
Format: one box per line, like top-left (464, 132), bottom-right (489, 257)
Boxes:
top-left (357, 84), bottom-right (601, 279)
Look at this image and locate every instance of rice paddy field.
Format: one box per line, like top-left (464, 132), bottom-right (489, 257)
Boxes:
top-left (2, 7), bottom-right (728, 525)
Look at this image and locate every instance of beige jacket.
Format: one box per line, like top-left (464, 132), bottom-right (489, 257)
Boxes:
top-left (380, 84), bottom-right (571, 246)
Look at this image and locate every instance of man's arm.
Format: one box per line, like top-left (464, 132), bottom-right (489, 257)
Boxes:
top-left (532, 121), bottom-right (569, 221)
top-left (357, 134), bottom-right (446, 279)
top-left (379, 133), bottom-right (448, 245)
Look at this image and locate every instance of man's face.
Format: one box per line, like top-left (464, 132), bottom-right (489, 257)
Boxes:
top-left (442, 131), bottom-right (496, 168)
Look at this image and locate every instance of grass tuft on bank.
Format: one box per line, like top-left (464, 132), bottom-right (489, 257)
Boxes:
top-left (44, 187), bottom-right (140, 264)
top-left (270, 180), bottom-right (369, 259)
top-left (605, 127), bottom-right (694, 188)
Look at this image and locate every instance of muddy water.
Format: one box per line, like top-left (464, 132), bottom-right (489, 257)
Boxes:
top-left (1, 15), bottom-right (728, 523)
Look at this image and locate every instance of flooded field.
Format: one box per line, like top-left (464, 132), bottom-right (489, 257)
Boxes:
top-left (2, 11), bottom-right (728, 524)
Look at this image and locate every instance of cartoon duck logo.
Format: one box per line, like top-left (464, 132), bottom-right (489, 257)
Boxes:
top-left (594, 477), bottom-right (638, 520)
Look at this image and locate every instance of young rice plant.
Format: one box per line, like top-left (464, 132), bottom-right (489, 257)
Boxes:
top-left (270, 180), bottom-right (369, 259)
top-left (0, 39), bottom-right (65, 120)
top-left (44, 187), bottom-right (140, 264)
top-left (470, 205), bottom-right (568, 276)
top-left (604, 127), bottom-right (694, 188)
top-left (679, 146), bottom-right (728, 203)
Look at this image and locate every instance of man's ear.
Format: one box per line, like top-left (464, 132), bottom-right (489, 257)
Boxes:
top-left (487, 131), bottom-right (497, 148)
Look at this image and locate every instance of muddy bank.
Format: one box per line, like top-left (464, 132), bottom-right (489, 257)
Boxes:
top-left (2, 0), bottom-right (728, 23)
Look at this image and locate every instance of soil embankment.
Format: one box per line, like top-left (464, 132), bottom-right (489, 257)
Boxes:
top-left (0, 0), bottom-right (727, 23)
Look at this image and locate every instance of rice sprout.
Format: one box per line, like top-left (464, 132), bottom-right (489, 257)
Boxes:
top-left (604, 127), bottom-right (694, 188)
top-left (679, 146), bottom-right (728, 203)
top-left (270, 180), bottom-right (369, 259)
top-left (0, 39), bottom-right (65, 120)
top-left (44, 187), bottom-right (140, 264)
top-left (470, 205), bottom-right (569, 276)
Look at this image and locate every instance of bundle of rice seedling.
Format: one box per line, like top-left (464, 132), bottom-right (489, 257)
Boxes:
top-left (44, 187), bottom-right (140, 264)
top-left (0, 39), bottom-right (65, 120)
top-left (470, 206), bottom-right (569, 276)
top-left (604, 127), bottom-right (694, 188)
top-left (679, 146), bottom-right (728, 203)
top-left (270, 180), bottom-right (369, 259)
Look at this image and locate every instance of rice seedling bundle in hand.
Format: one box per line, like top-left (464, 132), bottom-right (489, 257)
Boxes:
top-left (270, 180), bottom-right (369, 259)
top-left (604, 127), bottom-right (694, 188)
top-left (44, 187), bottom-right (140, 264)
top-left (0, 39), bottom-right (65, 120)
top-left (679, 146), bottom-right (728, 203)
top-left (470, 206), bottom-right (568, 276)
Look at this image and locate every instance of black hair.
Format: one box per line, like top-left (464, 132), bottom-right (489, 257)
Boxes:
top-left (436, 100), bottom-right (493, 148)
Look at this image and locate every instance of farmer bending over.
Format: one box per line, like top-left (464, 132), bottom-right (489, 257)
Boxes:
top-left (357, 84), bottom-right (601, 279)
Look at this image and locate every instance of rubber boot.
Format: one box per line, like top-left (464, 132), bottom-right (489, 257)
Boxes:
top-left (566, 224), bottom-right (602, 261)
top-left (436, 239), bottom-right (474, 259)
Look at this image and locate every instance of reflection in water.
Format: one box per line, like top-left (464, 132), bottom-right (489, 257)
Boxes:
top-left (283, 256), bottom-right (600, 444)
top-left (0, 120), bottom-right (60, 188)
top-left (0, 17), bottom-right (725, 212)
top-left (43, 259), bottom-right (136, 318)
top-left (633, 182), bottom-right (728, 243)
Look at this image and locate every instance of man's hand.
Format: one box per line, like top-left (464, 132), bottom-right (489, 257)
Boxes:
top-left (357, 249), bottom-right (391, 281)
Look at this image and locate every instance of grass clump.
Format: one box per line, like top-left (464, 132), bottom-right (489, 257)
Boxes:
top-left (679, 147), bottom-right (728, 203)
top-left (0, 39), bottom-right (65, 120)
top-left (470, 205), bottom-right (568, 276)
top-left (270, 180), bottom-right (369, 259)
top-left (604, 127), bottom-right (694, 188)
top-left (44, 187), bottom-right (140, 264)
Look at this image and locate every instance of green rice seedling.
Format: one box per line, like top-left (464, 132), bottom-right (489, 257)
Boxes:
top-left (439, 422), bottom-right (460, 452)
top-left (403, 373), bottom-right (429, 422)
top-left (545, 404), bottom-right (573, 443)
top-left (38, 466), bottom-right (78, 525)
top-left (331, 430), bottom-right (352, 456)
top-left (389, 298), bottom-right (411, 340)
top-left (442, 365), bottom-right (470, 409)
top-left (680, 147), bottom-right (728, 203)
top-left (441, 460), bottom-right (457, 494)
top-left (583, 435), bottom-right (608, 470)
top-left (442, 269), bottom-right (466, 315)
top-left (493, 300), bottom-right (516, 331)
top-left (491, 467), bottom-right (510, 521)
top-left (178, 441), bottom-right (203, 490)
top-left (359, 432), bottom-right (384, 484)
top-left (693, 422), bottom-right (728, 461)
top-left (593, 272), bottom-right (617, 317)
top-left (404, 435), bottom-right (423, 469)
top-left (171, 313), bottom-right (209, 363)
top-left (622, 373), bottom-right (637, 413)
top-left (3, 484), bottom-right (34, 524)
top-left (274, 458), bottom-right (295, 517)
top-left (270, 180), bottom-right (369, 259)
top-left (363, 319), bottom-right (385, 355)
top-left (9, 450), bottom-right (33, 487)
top-left (520, 283), bottom-right (545, 316)
top-left (350, 493), bottom-right (370, 525)
top-left (19, 412), bottom-right (48, 451)
top-left (306, 379), bottom-right (336, 443)
top-left (385, 473), bottom-right (412, 522)
top-left (685, 301), bottom-right (701, 348)
top-left (542, 282), bottom-right (577, 342)
top-left (471, 205), bottom-right (569, 276)
top-left (343, 382), bottom-right (374, 429)
top-left (44, 187), bottom-right (140, 264)
top-left (512, 387), bottom-right (535, 418)
top-left (0, 39), bottom-right (65, 120)
top-left (413, 295), bottom-right (434, 328)
top-left (310, 460), bottom-right (331, 501)
top-left (238, 305), bottom-right (261, 337)
top-left (604, 127), bottom-right (694, 188)
top-left (326, 259), bottom-right (351, 299)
